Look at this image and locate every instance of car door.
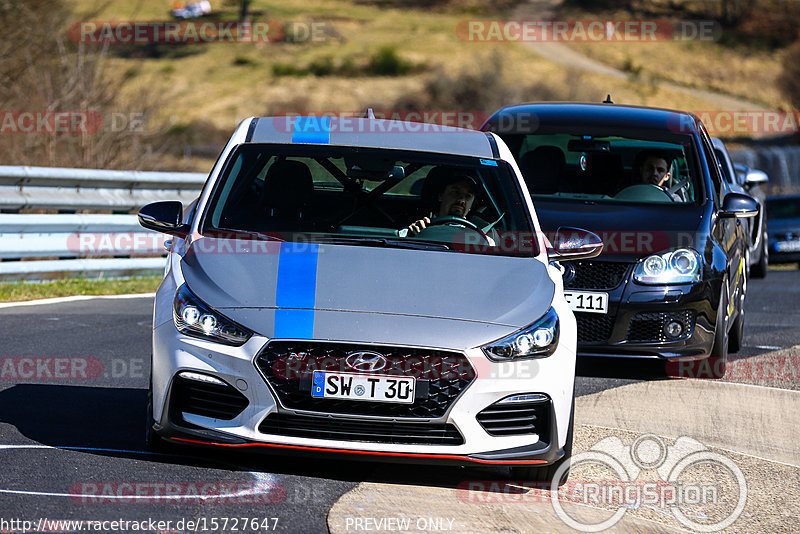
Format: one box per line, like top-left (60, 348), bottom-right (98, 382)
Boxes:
top-left (699, 128), bottom-right (744, 312)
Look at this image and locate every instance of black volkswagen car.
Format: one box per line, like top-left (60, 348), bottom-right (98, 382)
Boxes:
top-left (482, 103), bottom-right (758, 377)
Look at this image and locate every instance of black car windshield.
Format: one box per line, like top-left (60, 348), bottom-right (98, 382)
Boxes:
top-left (202, 144), bottom-right (537, 256)
top-left (502, 133), bottom-right (702, 205)
top-left (766, 197), bottom-right (800, 220)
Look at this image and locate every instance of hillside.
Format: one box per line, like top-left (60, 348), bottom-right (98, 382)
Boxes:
top-left (53, 0), bottom-right (795, 170)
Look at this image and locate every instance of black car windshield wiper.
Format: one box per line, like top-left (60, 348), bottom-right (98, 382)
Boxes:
top-left (313, 236), bottom-right (450, 251)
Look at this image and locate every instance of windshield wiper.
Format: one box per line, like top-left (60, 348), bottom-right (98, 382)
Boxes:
top-left (206, 228), bottom-right (285, 241)
top-left (313, 236), bottom-right (450, 251)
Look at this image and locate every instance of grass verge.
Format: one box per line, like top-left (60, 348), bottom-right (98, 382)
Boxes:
top-left (0, 276), bottom-right (162, 303)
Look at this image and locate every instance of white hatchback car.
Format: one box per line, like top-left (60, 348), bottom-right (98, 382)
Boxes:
top-left (139, 115), bottom-right (602, 483)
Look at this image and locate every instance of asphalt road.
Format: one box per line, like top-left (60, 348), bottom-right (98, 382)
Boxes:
top-left (0, 268), bottom-right (798, 533)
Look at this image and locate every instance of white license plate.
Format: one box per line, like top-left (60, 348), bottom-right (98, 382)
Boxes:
top-left (564, 291), bottom-right (609, 314)
top-left (311, 371), bottom-right (415, 404)
top-left (776, 240), bottom-right (800, 252)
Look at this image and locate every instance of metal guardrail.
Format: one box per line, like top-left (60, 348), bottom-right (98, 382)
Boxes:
top-left (0, 165), bottom-right (205, 280)
top-left (730, 145), bottom-right (800, 194)
top-left (0, 165), bottom-right (205, 211)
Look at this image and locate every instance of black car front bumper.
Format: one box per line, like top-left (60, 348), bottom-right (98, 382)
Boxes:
top-left (566, 261), bottom-right (718, 360)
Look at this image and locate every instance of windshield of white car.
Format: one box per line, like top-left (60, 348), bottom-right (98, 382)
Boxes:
top-left (201, 144), bottom-right (539, 257)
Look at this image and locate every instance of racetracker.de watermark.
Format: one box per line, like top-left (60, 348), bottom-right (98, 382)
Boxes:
top-left (671, 110), bottom-right (800, 136)
top-left (69, 481), bottom-right (286, 504)
top-left (0, 111), bottom-right (146, 134)
top-left (457, 19), bottom-right (720, 42)
top-left (69, 20), bottom-right (334, 44)
top-left (271, 110), bottom-right (492, 132)
top-left (667, 354), bottom-right (800, 381)
top-left (0, 357), bottom-right (143, 380)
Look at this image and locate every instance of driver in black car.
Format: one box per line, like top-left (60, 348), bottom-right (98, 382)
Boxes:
top-left (635, 149), bottom-right (682, 201)
top-left (637, 149), bottom-right (672, 187)
top-left (405, 174), bottom-right (478, 235)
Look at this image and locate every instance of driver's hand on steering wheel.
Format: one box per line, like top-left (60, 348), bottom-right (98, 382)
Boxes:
top-left (407, 217), bottom-right (431, 235)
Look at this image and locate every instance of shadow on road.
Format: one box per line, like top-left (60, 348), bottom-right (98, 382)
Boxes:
top-left (0, 384), bottom-right (491, 487)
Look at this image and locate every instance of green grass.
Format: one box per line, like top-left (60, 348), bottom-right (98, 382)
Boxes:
top-left (0, 276), bottom-right (162, 303)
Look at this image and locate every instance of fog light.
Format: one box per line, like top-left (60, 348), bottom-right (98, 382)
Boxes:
top-left (665, 321), bottom-right (683, 338)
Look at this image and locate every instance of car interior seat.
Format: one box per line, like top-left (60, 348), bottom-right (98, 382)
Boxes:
top-left (258, 160), bottom-right (314, 227)
top-left (582, 152), bottom-right (624, 195)
top-left (519, 145), bottom-right (566, 194)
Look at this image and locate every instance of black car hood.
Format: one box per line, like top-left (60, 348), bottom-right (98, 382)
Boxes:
top-left (533, 200), bottom-right (707, 259)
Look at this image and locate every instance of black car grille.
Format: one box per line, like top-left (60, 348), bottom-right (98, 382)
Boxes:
top-left (258, 413), bottom-right (464, 445)
top-left (255, 341), bottom-right (476, 418)
top-left (575, 313), bottom-right (616, 344)
top-left (170, 375), bottom-right (249, 421)
top-left (476, 398), bottom-right (550, 437)
top-left (565, 261), bottom-right (630, 290)
top-left (627, 311), bottom-right (696, 342)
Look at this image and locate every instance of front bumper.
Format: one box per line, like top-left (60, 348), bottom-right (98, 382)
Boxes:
top-left (150, 297), bottom-right (576, 468)
top-left (566, 261), bottom-right (719, 360)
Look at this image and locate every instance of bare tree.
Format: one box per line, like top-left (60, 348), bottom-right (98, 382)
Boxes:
top-left (0, 0), bottom-right (170, 170)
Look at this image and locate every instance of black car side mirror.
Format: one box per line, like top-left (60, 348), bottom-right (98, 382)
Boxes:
top-left (547, 226), bottom-right (603, 261)
top-left (720, 192), bottom-right (758, 219)
top-left (138, 201), bottom-right (190, 237)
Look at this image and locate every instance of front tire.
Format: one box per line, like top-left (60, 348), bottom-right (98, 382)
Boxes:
top-left (708, 281), bottom-right (729, 379)
top-left (751, 231), bottom-right (768, 279)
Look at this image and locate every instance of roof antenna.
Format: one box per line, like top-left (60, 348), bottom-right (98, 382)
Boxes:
top-left (602, 94), bottom-right (614, 104)
top-left (364, 108), bottom-right (376, 119)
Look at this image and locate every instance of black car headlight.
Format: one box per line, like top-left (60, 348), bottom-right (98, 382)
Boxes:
top-left (482, 307), bottom-right (559, 361)
top-left (633, 248), bottom-right (701, 284)
top-left (173, 284), bottom-right (252, 346)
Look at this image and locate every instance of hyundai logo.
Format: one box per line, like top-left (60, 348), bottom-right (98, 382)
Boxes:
top-left (345, 351), bottom-right (388, 372)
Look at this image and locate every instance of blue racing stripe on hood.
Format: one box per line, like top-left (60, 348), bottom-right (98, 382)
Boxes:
top-left (274, 242), bottom-right (319, 339)
top-left (291, 116), bottom-right (331, 144)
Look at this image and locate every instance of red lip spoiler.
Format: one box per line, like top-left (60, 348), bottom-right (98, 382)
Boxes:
top-left (169, 437), bottom-right (548, 465)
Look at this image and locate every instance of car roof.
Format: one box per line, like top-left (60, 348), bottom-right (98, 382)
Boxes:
top-left (483, 102), bottom-right (701, 134)
top-left (245, 116), bottom-right (497, 159)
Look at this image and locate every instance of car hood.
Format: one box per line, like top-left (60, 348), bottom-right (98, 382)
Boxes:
top-left (533, 200), bottom-right (706, 258)
top-left (180, 237), bottom-right (554, 343)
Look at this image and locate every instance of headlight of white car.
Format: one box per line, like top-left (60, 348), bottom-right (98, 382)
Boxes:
top-left (173, 284), bottom-right (252, 346)
top-left (482, 307), bottom-right (559, 361)
top-left (633, 248), bottom-right (701, 284)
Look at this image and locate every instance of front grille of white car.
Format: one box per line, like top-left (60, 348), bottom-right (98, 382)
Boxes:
top-left (254, 341), bottom-right (476, 419)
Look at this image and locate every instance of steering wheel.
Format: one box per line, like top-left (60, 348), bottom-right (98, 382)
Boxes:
top-left (428, 215), bottom-right (480, 231)
top-left (420, 216), bottom-right (492, 244)
top-left (613, 183), bottom-right (674, 202)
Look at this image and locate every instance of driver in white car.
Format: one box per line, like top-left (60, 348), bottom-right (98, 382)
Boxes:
top-left (406, 174), bottom-right (478, 234)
